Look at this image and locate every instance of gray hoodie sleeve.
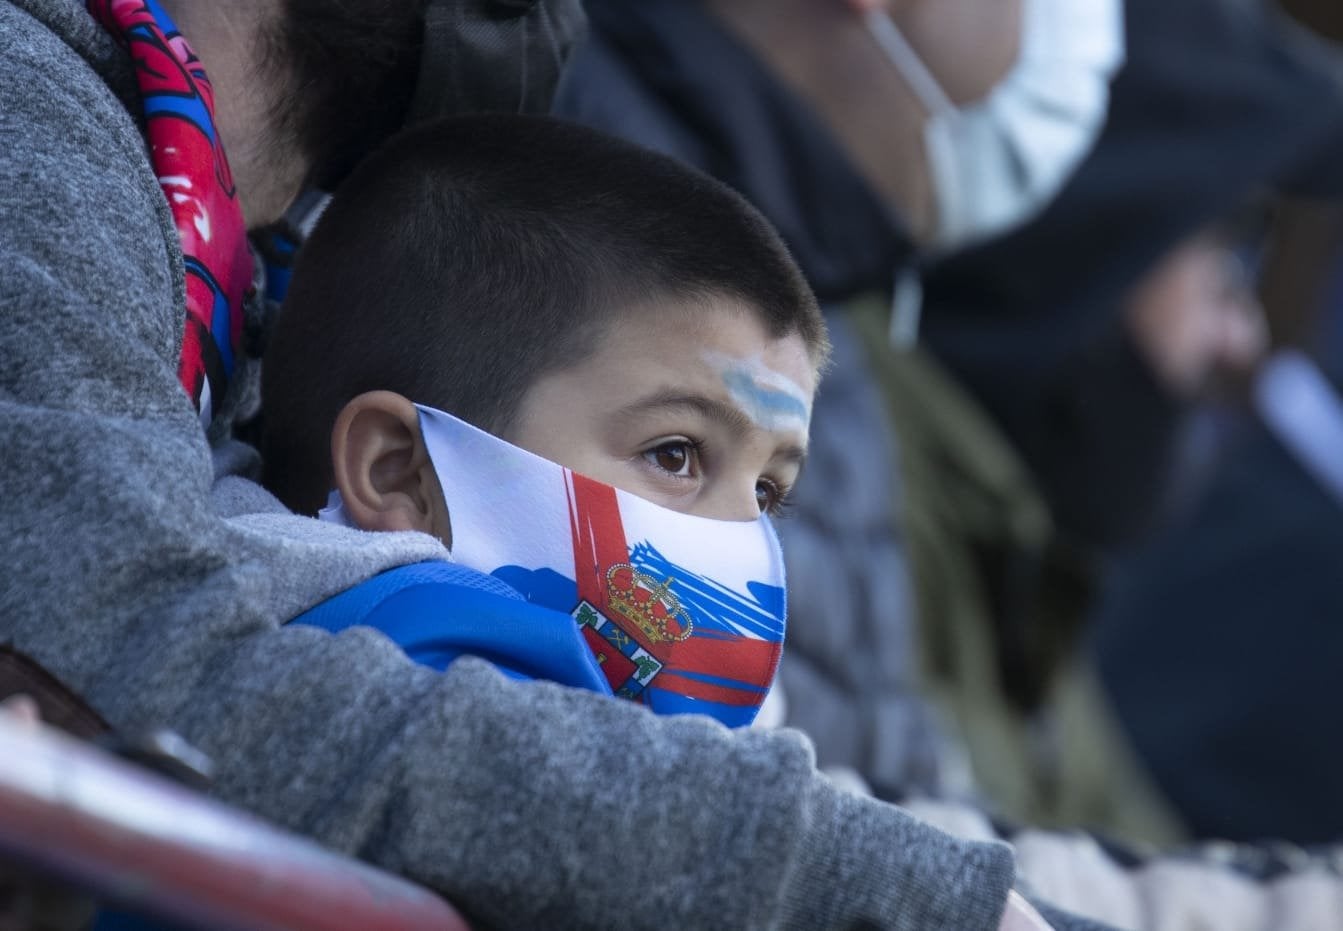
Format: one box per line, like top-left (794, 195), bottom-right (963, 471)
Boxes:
top-left (0, 2), bottom-right (1023, 928)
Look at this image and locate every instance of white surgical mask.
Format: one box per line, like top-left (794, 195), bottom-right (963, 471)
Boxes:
top-left (866, 0), bottom-right (1125, 251)
top-left (322, 404), bottom-right (788, 726)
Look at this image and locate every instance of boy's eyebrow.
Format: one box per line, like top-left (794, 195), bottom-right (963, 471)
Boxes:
top-left (774, 444), bottom-right (808, 467)
top-left (615, 390), bottom-right (756, 437)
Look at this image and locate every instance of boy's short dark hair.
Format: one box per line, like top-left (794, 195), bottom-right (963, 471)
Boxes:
top-left (261, 114), bottom-right (825, 514)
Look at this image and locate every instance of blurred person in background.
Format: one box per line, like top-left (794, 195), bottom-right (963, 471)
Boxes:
top-left (1083, 0), bottom-right (1343, 850)
top-left (900, 215), bottom-right (1269, 846)
top-left (1091, 211), bottom-right (1343, 847)
top-left (1092, 333), bottom-right (1343, 847)
top-left (908, 0), bottom-right (1343, 849)
top-left (822, 0), bottom-right (1342, 855)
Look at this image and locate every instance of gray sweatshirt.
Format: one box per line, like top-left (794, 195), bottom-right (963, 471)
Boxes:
top-left (0, 1), bottom-right (1032, 927)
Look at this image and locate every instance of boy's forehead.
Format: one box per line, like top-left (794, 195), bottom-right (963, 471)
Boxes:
top-left (699, 348), bottom-right (813, 435)
top-left (592, 299), bottom-right (817, 435)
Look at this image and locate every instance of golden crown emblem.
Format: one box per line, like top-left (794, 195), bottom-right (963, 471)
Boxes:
top-left (605, 564), bottom-right (694, 644)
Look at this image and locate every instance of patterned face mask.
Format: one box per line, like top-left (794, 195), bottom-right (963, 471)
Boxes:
top-left (325, 404), bottom-right (788, 727)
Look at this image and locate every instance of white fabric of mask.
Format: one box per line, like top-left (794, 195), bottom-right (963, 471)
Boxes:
top-left (321, 404), bottom-right (789, 724)
top-left (867, 0), bottom-right (1125, 251)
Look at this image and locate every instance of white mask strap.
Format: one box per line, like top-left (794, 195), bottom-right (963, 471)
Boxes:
top-left (864, 11), bottom-right (956, 118)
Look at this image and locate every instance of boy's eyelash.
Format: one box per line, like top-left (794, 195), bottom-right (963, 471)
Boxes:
top-left (659, 437), bottom-right (705, 460)
top-left (758, 478), bottom-right (795, 519)
top-left (641, 437), bottom-right (705, 479)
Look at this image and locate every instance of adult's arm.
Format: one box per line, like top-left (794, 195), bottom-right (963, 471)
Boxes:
top-left (0, 4), bottom-right (1024, 928)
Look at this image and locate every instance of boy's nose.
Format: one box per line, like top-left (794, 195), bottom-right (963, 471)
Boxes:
top-left (694, 483), bottom-right (764, 523)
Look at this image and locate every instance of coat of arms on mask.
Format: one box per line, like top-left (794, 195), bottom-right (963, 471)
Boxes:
top-left (570, 563), bottom-right (697, 699)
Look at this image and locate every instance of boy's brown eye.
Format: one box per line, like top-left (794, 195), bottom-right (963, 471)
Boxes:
top-left (755, 480), bottom-right (793, 517)
top-left (651, 442), bottom-right (690, 475)
top-left (755, 482), bottom-right (777, 513)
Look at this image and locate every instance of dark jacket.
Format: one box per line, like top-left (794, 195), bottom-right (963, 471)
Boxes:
top-left (1095, 411), bottom-right (1343, 845)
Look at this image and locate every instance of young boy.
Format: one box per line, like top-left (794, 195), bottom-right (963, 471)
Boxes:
top-left (261, 114), bottom-right (828, 728)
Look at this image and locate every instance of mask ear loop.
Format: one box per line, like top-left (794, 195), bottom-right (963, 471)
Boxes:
top-left (864, 10), bottom-right (973, 250)
top-left (863, 14), bottom-right (941, 347)
top-left (863, 12), bottom-right (957, 119)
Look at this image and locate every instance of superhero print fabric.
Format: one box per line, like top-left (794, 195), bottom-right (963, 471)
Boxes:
top-left (88, 0), bottom-right (253, 427)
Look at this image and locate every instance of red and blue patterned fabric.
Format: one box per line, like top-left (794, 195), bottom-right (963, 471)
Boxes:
top-left (88, 0), bottom-right (253, 427)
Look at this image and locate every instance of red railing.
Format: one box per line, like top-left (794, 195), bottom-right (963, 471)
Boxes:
top-left (0, 715), bottom-right (470, 930)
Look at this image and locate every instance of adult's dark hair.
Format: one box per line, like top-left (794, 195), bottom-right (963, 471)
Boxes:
top-left (265, 0), bottom-right (589, 193)
top-left (262, 114), bottom-right (825, 514)
top-left (265, 0), bottom-right (429, 192)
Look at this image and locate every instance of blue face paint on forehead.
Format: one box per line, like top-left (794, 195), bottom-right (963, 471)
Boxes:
top-left (720, 368), bottom-right (812, 426)
top-left (702, 350), bottom-right (813, 434)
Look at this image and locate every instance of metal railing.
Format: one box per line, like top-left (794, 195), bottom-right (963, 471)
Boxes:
top-left (0, 715), bottom-right (470, 931)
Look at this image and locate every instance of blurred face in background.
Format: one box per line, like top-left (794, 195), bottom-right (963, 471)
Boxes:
top-left (706, 0), bottom-right (1122, 251)
top-left (1031, 228), bottom-right (1268, 549)
top-left (706, 0), bottom-right (1023, 242)
top-left (1125, 232), bottom-right (1268, 399)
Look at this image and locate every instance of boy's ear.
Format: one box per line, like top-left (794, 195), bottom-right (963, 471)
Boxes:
top-left (330, 391), bottom-right (450, 544)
